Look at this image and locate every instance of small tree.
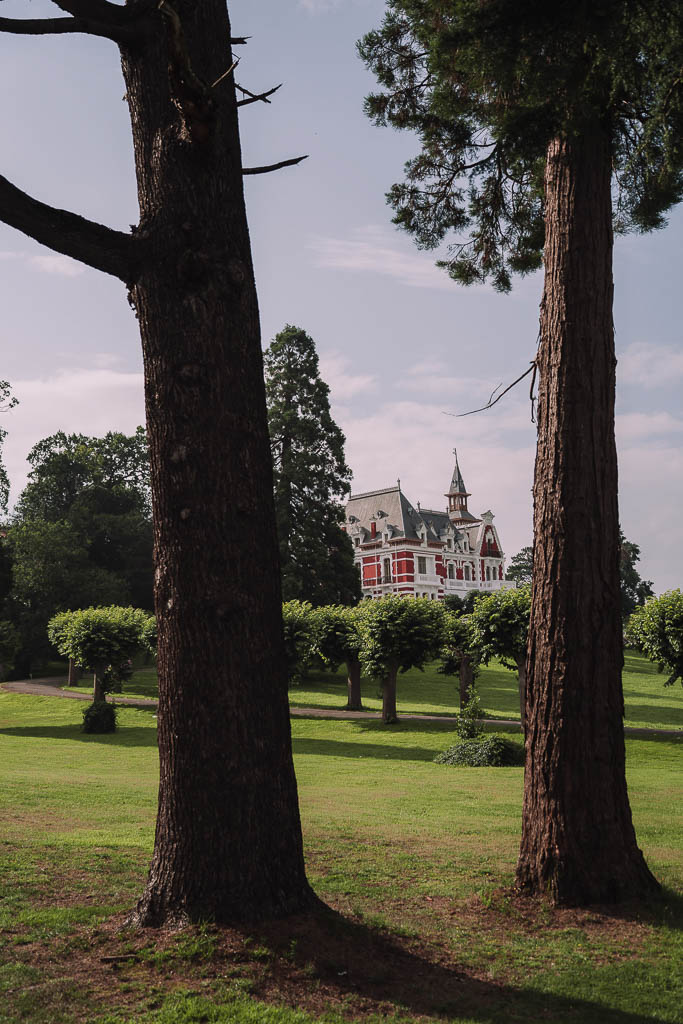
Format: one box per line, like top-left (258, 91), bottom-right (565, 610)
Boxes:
top-left (470, 587), bottom-right (531, 734)
top-left (281, 601), bottom-right (315, 686)
top-left (626, 591), bottom-right (683, 688)
top-left (47, 606), bottom-right (152, 705)
top-left (440, 610), bottom-right (481, 709)
top-left (311, 604), bottom-right (366, 710)
top-left (359, 596), bottom-right (445, 724)
top-left (505, 547), bottom-right (533, 586)
top-left (620, 532), bottom-right (654, 623)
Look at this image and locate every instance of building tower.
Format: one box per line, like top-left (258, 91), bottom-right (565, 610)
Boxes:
top-left (445, 448), bottom-right (479, 527)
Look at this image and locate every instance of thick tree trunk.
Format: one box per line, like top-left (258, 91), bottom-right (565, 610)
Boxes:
top-left (516, 656), bottom-right (526, 736)
top-left (382, 666), bottom-right (398, 724)
top-left (459, 655), bottom-right (474, 709)
top-left (517, 131), bottom-right (659, 904)
top-left (345, 657), bottom-right (362, 710)
top-left (120, 2), bottom-right (312, 925)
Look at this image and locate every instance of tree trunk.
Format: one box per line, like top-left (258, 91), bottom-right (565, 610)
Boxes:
top-left (120, 2), bottom-right (312, 925)
top-left (68, 658), bottom-right (82, 685)
top-left (93, 665), bottom-right (106, 703)
top-left (382, 667), bottom-right (398, 724)
top-left (345, 657), bottom-right (362, 710)
top-left (459, 655), bottom-right (473, 709)
top-left (516, 656), bottom-right (526, 736)
top-left (516, 130), bottom-right (659, 904)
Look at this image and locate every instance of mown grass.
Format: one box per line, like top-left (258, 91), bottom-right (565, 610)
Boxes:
top-left (0, 689), bottom-right (681, 1023)
top-left (59, 650), bottom-right (683, 732)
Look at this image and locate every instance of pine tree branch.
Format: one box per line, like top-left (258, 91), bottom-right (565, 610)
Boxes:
top-left (242, 156), bottom-right (308, 175)
top-left (0, 174), bottom-right (144, 283)
top-left (236, 83), bottom-right (282, 107)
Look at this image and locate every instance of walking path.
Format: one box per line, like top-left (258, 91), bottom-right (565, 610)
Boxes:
top-left (2, 677), bottom-right (681, 736)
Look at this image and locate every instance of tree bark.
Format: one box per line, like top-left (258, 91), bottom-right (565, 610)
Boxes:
top-left (516, 130), bottom-right (659, 904)
top-left (119, 2), bottom-right (312, 925)
top-left (382, 666), bottom-right (398, 724)
top-left (345, 657), bottom-right (362, 710)
top-left (458, 655), bottom-right (473, 709)
top-left (516, 656), bottom-right (526, 736)
top-left (93, 665), bottom-right (106, 703)
top-left (68, 658), bottom-right (82, 685)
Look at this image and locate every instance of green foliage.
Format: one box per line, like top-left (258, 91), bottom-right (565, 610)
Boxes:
top-left (442, 589), bottom-right (480, 615)
top-left (453, 689), bottom-right (484, 740)
top-left (81, 700), bottom-right (117, 734)
top-left (0, 618), bottom-right (20, 679)
top-left (5, 428), bottom-right (153, 674)
top-left (439, 610), bottom-right (480, 678)
top-left (435, 735), bottom-right (525, 767)
top-left (469, 586), bottom-right (531, 671)
top-left (281, 600), bottom-right (315, 685)
top-left (47, 606), bottom-right (153, 678)
top-left (626, 590), bottom-right (683, 687)
top-left (264, 325), bottom-right (360, 607)
top-left (620, 531), bottom-right (654, 622)
top-left (309, 603), bottom-right (365, 670)
top-left (0, 380), bottom-right (18, 515)
top-left (360, 1), bottom-right (683, 291)
top-left (358, 595), bottom-right (445, 681)
top-left (505, 546), bottom-right (533, 585)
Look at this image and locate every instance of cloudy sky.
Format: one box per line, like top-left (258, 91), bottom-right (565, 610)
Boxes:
top-left (1, 0), bottom-right (682, 592)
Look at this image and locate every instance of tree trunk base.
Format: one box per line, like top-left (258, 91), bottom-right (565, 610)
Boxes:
top-left (128, 878), bottom-right (319, 929)
top-left (515, 851), bottom-right (660, 907)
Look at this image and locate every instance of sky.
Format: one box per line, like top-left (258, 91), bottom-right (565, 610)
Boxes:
top-left (1, 0), bottom-right (682, 593)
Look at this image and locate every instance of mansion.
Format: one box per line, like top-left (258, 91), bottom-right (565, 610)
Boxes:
top-left (345, 451), bottom-right (510, 601)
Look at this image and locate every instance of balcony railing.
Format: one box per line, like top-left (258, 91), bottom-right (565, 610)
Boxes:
top-left (416, 573), bottom-right (441, 585)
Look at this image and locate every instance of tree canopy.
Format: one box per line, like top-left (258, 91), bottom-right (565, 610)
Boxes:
top-left (626, 590), bottom-right (683, 688)
top-left (265, 325), bottom-right (360, 607)
top-left (620, 532), bottom-right (654, 622)
top-left (359, 0), bottom-right (683, 291)
top-left (505, 547), bottom-right (533, 586)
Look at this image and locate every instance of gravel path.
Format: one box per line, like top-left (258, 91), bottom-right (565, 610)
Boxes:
top-left (2, 677), bottom-right (681, 735)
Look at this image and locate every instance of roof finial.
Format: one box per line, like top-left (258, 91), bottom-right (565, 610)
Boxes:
top-left (397, 478), bottom-right (401, 490)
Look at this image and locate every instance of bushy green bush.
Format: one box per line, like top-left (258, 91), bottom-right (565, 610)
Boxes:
top-left (81, 700), bottom-right (117, 734)
top-left (434, 735), bottom-right (524, 767)
top-left (454, 689), bottom-right (485, 739)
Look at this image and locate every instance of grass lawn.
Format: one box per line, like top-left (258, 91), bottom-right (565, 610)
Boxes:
top-left (62, 649), bottom-right (680, 732)
top-left (0, 688), bottom-right (681, 1023)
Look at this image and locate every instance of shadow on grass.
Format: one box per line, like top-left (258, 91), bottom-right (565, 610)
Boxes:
top-left (292, 736), bottom-right (439, 762)
top-left (623, 702), bottom-right (683, 728)
top-left (241, 899), bottom-right (680, 1024)
top-left (0, 718), bottom-right (158, 747)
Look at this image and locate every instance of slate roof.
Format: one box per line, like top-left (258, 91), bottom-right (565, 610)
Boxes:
top-left (346, 487), bottom-right (460, 544)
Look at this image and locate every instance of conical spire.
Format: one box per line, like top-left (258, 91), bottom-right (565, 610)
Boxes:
top-left (448, 448), bottom-right (467, 496)
top-left (446, 448), bottom-right (476, 522)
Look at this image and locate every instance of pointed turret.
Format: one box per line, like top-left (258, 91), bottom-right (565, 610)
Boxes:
top-left (445, 448), bottom-right (480, 525)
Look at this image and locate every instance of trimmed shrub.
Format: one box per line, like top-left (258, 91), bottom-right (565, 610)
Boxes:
top-left (434, 735), bottom-right (524, 767)
top-left (81, 700), bottom-right (117, 734)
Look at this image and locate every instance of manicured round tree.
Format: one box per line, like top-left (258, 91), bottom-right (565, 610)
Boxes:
top-left (281, 600), bottom-right (315, 686)
top-left (470, 587), bottom-right (531, 733)
top-left (359, 596), bottom-right (445, 724)
top-left (310, 603), bottom-right (367, 710)
top-left (440, 610), bottom-right (481, 710)
top-left (626, 591), bottom-right (683, 688)
top-left (47, 605), bottom-right (153, 705)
